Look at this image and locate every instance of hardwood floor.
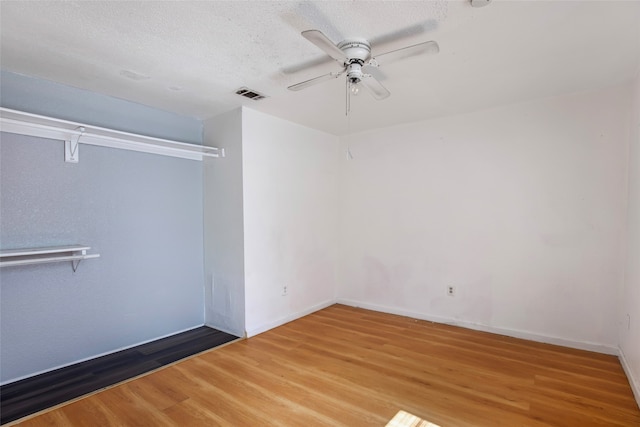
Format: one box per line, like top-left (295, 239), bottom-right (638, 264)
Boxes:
top-left (11, 305), bottom-right (640, 426)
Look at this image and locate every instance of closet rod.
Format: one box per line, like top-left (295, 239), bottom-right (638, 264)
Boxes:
top-left (0, 108), bottom-right (221, 161)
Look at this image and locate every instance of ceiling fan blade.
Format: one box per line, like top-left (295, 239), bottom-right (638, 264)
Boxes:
top-left (302, 30), bottom-right (347, 63)
top-left (362, 64), bottom-right (387, 81)
top-left (281, 55), bottom-right (334, 75)
top-left (369, 41), bottom-right (439, 67)
top-left (287, 71), bottom-right (344, 91)
top-left (368, 20), bottom-right (438, 49)
top-left (360, 75), bottom-right (390, 100)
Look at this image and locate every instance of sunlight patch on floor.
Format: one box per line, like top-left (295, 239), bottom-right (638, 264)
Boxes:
top-left (386, 410), bottom-right (441, 427)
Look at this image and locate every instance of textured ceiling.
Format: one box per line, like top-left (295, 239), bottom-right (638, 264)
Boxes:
top-left (1, 1), bottom-right (639, 135)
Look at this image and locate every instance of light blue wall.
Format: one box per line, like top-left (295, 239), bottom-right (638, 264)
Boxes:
top-left (0, 70), bottom-right (202, 144)
top-left (0, 133), bottom-right (206, 383)
top-left (0, 73), bottom-right (207, 383)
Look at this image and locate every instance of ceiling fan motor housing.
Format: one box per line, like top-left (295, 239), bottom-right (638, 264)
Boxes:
top-left (337, 39), bottom-right (371, 64)
top-left (338, 39), bottom-right (371, 84)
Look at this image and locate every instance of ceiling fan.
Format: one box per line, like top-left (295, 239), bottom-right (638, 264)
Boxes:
top-left (287, 29), bottom-right (439, 105)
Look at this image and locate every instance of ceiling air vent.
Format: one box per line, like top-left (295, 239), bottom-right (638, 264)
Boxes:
top-left (235, 87), bottom-right (267, 101)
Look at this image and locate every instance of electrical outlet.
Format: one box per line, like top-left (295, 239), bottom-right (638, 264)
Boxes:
top-left (282, 285), bottom-right (288, 296)
top-left (447, 286), bottom-right (456, 297)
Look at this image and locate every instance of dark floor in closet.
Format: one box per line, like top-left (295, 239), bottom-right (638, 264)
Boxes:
top-left (0, 326), bottom-right (239, 425)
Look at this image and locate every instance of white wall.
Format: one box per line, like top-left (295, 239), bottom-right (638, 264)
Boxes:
top-left (203, 109), bottom-right (245, 337)
top-left (337, 85), bottom-right (630, 353)
top-left (241, 109), bottom-right (341, 336)
top-left (620, 72), bottom-right (640, 402)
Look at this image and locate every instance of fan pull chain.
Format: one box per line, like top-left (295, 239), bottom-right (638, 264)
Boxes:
top-left (346, 90), bottom-right (353, 160)
top-left (345, 77), bottom-right (350, 116)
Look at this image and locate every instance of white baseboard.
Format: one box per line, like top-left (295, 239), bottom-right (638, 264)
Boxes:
top-left (619, 347), bottom-right (640, 409)
top-left (245, 299), bottom-right (336, 338)
top-left (336, 298), bottom-right (619, 355)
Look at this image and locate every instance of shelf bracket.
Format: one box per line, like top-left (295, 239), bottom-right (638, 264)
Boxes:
top-left (65, 126), bottom-right (85, 163)
top-left (70, 247), bottom-right (90, 272)
top-left (72, 250), bottom-right (82, 272)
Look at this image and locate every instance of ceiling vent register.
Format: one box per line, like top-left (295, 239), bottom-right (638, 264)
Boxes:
top-left (235, 87), bottom-right (267, 100)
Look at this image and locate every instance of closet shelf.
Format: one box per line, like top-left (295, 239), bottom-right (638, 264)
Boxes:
top-left (0, 245), bottom-right (100, 271)
top-left (0, 107), bottom-right (221, 161)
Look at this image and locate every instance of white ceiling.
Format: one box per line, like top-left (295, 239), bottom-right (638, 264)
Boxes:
top-left (1, 1), bottom-right (639, 136)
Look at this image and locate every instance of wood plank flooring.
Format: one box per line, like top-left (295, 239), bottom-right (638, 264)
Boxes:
top-left (9, 305), bottom-right (640, 426)
top-left (1, 326), bottom-right (238, 425)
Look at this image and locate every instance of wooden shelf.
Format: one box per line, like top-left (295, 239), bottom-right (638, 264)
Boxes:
top-left (0, 245), bottom-right (100, 271)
